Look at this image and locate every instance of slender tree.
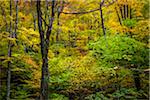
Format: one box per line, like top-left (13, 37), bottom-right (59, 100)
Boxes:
top-left (14, 0), bottom-right (18, 38)
top-left (56, 0), bottom-right (64, 42)
top-left (99, 0), bottom-right (108, 47)
top-left (6, 1), bottom-right (18, 99)
top-left (6, 0), bottom-right (12, 99)
top-left (37, 0), bottom-right (55, 99)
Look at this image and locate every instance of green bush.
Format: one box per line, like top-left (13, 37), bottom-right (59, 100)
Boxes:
top-left (88, 35), bottom-right (148, 68)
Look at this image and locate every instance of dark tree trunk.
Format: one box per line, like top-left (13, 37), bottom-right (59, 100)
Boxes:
top-left (6, 0), bottom-right (12, 99)
top-left (119, 5), bottom-right (124, 19)
top-left (6, 45), bottom-right (11, 100)
top-left (6, 1), bottom-right (18, 99)
top-left (41, 51), bottom-right (49, 100)
top-left (14, 0), bottom-right (18, 38)
top-left (56, 10), bottom-right (60, 42)
top-left (123, 5), bottom-right (126, 19)
top-left (44, 0), bottom-right (49, 30)
top-left (115, 7), bottom-right (122, 25)
top-left (126, 4), bottom-right (128, 18)
top-left (99, 1), bottom-right (107, 47)
top-left (37, 0), bottom-right (55, 99)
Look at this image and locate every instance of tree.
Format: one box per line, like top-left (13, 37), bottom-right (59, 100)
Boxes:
top-left (6, 0), bottom-right (18, 99)
top-left (99, 0), bottom-right (107, 47)
top-left (6, 0), bottom-right (12, 99)
top-left (36, 0), bottom-right (55, 99)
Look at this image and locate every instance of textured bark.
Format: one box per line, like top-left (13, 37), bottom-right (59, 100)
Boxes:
top-left (37, 0), bottom-right (55, 99)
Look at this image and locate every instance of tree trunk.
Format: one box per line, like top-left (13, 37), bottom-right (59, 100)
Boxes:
top-left (44, 0), bottom-right (49, 30)
top-left (14, 0), bottom-right (18, 38)
top-left (56, 11), bottom-right (60, 42)
top-left (115, 7), bottom-right (122, 25)
top-left (56, 0), bottom-right (64, 42)
top-left (41, 48), bottom-right (49, 100)
top-left (119, 5), bottom-right (124, 19)
top-left (6, 0), bottom-right (12, 99)
top-left (37, 0), bottom-right (55, 99)
top-left (99, 2), bottom-right (107, 47)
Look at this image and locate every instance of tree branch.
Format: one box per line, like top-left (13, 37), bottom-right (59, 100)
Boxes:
top-left (41, 16), bottom-right (50, 28)
top-left (61, 0), bottom-right (117, 15)
top-left (46, 0), bottom-right (55, 40)
top-left (62, 8), bottom-right (100, 14)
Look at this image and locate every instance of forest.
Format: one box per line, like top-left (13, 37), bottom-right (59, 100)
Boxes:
top-left (0, 0), bottom-right (149, 100)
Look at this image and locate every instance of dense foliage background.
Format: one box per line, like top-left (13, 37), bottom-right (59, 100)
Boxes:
top-left (0, 0), bottom-right (149, 100)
